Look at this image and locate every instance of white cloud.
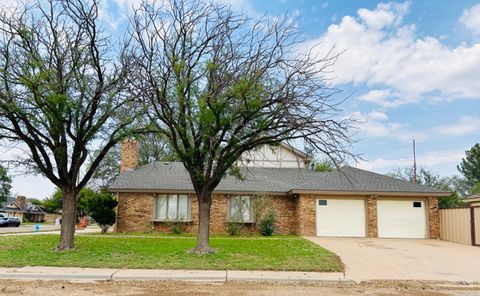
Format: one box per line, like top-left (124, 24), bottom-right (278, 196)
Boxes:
top-left (358, 89), bottom-right (411, 108)
top-left (437, 115), bottom-right (480, 136)
top-left (305, 1), bottom-right (480, 107)
top-left (351, 111), bottom-right (427, 142)
top-left (357, 1), bottom-right (409, 30)
top-left (460, 3), bottom-right (480, 35)
top-left (357, 149), bottom-right (464, 175)
top-left (11, 175), bottom-right (55, 200)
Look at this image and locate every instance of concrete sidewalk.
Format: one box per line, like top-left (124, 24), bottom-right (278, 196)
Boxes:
top-left (0, 266), bottom-right (350, 283)
top-left (0, 226), bottom-right (101, 236)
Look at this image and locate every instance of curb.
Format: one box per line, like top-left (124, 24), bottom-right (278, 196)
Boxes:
top-left (0, 267), bottom-right (353, 284)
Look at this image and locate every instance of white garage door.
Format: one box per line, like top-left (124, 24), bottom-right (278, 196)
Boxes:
top-left (316, 199), bottom-right (366, 237)
top-left (377, 200), bottom-right (426, 238)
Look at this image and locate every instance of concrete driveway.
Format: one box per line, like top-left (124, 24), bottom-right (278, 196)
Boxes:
top-left (306, 237), bottom-right (480, 283)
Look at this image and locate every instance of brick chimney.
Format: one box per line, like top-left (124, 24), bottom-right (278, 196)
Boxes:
top-left (120, 139), bottom-right (140, 172)
top-left (16, 195), bottom-right (26, 210)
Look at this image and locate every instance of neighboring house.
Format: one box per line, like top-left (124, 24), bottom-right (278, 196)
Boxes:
top-left (0, 195), bottom-right (46, 222)
top-left (465, 193), bottom-right (480, 207)
top-left (110, 140), bottom-right (448, 239)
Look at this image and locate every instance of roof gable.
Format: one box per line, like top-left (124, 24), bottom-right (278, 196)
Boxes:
top-left (239, 143), bottom-right (310, 168)
top-left (5, 201), bottom-right (20, 209)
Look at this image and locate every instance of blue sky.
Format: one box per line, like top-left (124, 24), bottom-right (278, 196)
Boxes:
top-left (244, 0), bottom-right (480, 175)
top-left (4, 0), bottom-right (480, 198)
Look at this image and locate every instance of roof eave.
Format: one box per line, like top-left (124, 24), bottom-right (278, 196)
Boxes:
top-left (289, 189), bottom-right (449, 197)
top-left (108, 188), bottom-right (289, 196)
top-left (465, 197), bottom-right (480, 203)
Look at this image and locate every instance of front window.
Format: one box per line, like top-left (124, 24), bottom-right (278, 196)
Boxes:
top-left (155, 194), bottom-right (190, 221)
top-left (228, 196), bottom-right (254, 222)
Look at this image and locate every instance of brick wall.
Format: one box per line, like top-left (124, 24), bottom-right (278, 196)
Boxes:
top-left (367, 196), bottom-right (378, 238)
top-left (116, 192), bottom-right (154, 232)
top-left (296, 194), bottom-right (316, 236)
top-left (273, 195), bottom-right (297, 234)
top-left (427, 196), bottom-right (440, 239)
top-left (116, 193), bottom-right (297, 234)
top-left (116, 191), bottom-right (441, 238)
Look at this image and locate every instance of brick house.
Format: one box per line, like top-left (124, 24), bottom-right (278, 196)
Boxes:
top-left (110, 140), bottom-right (448, 238)
top-left (0, 195), bottom-right (47, 222)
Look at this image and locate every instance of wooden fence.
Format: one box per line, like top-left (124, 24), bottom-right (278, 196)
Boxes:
top-left (439, 207), bottom-right (479, 246)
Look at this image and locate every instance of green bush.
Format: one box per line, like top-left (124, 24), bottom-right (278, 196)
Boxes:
top-left (84, 191), bottom-right (118, 234)
top-left (259, 212), bottom-right (276, 236)
top-left (225, 221), bottom-right (243, 235)
top-left (165, 218), bottom-right (185, 234)
top-left (143, 221), bottom-right (154, 234)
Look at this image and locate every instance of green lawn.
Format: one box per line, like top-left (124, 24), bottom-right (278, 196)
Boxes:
top-left (0, 235), bottom-right (343, 272)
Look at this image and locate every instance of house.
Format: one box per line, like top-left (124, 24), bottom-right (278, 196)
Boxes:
top-left (465, 193), bottom-right (480, 207)
top-left (0, 195), bottom-right (47, 222)
top-left (109, 139), bottom-right (448, 238)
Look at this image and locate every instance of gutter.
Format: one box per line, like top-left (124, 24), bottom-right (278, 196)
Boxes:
top-left (288, 189), bottom-right (450, 197)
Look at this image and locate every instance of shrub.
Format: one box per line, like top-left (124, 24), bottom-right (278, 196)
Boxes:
top-left (259, 212), bottom-right (276, 236)
top-left (143, 221), bottom-right (154, 234)
top-left (252, 195), bottom-right (276, 235)
top-left (165, 218), bottom-right (185, 234)
top-left (225, 221), bottom-right (243, 235)
top-left (84, 191), bottom-right (118, 234)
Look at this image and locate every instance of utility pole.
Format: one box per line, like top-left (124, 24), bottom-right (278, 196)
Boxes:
top-left (413, 139), bottom-right (417, 183)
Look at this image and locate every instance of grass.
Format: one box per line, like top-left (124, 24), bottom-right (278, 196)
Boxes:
top-left (0, 235), bottom-right (343, 272)
top-left (85, 232), bottom-right (297, 238)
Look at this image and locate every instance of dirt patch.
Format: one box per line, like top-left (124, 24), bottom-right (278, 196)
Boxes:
top-left (0, 280), bottom-right (479, 296)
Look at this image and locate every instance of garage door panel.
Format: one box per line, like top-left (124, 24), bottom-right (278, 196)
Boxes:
top-left (377, 200), bottom-right (426, 238)
top-left (316, 199), bottom-right (366, 237)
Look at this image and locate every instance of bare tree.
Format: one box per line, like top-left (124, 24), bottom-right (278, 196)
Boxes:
top-left (0, 0), bottom-right (142, 250)
top-left (129, 0), bottom-right (354, 253)
top-left (89, 133), bottom-right (177, 190)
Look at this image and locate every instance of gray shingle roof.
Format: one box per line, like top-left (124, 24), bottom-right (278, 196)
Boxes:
top-left (109, 162), bottom-right (448, 195)
top-left (0, 198), bottom-right (47, 214)
top-left (292, 166), bottom-right (447, 194)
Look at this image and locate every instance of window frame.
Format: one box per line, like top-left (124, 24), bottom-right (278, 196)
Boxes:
top-left (153, 194), bottom-right (192, 222)
top-left (227, 195), bottom-right (255, 223)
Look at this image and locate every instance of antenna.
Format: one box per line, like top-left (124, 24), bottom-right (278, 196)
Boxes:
top-left (413, 139), bottom-right (417, 183)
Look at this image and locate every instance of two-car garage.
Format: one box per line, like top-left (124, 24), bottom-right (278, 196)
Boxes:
top-left (315, 198), bottom-right (428, 238)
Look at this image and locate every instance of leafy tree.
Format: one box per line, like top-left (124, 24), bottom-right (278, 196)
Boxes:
top-left (43, 188), bottom-right (91, 216)
top-left (26, 198), bottom-right (43, 206)
top-left (458, 143), bottom-right (480, 186)
top-left (388, 167), bottom-right (464, 208)
top-left (448, 175), bottom-right (473, 198)
top-left (129, 0), bottom-right (354, 253)
top-left (472, 182), bottom-right (480, 195)
top-left (0, 1), bottom-right (143, 250)
top-left (42, 190), bottom-right (63, 213)
top-left (83, 190), bottom-right (117, 234)
top-left (310, 160), bottom-right (335, 172)
top-left (0, 164), bottom-right (11, 204)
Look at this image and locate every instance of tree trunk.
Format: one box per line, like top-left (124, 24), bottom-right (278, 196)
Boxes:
top-left (101, 225), bottom-right (110, 234)
top-left (192, 190), bottom-right (215, 254)
top-left (57, 188), bottom-right (77, 251)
